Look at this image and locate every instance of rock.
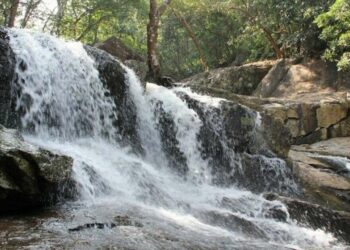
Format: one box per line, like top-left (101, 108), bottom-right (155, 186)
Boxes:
top-left (95, 36), bottom-right (144, 62)
top-left (69, 223), bottom-right (117, 232)
top-left (264, 193), bottom-right (350, 243)
top-left (0, 125), bottom-right (74, 212)
top-left (255, 58), bottom-right (349, 99)
top-left (240, 153), bottom-right (297, 194)
top-left (84, 46), bottom-right (143, 154)
top-left (68, 215), bottom-right (143, 232)
top-left (260, 92), bottom-right (350, 148)
top-left (177, 92), bottom-right (298, 193)
top-left (179, 94), bottom-right (258, 185)
top-left (182, 60), bottom-right (276, 95)
top-left (260, 111), bottom-right (293, 158)
top-left (0, 28), bottom-right (19, 128)
top-left (221, 196), bottom-right (289, 222)
top-left (0, 35), bottom-right (143, 154)
top-left (254, 59), bottom-right (296, 98)
top-left (329, 116), bottom-right (350, 137)
top-left (96, 37), bottom-right (147, 82)
top-left (114, 215), bottom-right (143, 227)
top-left (316, 102), bottom-right (348, 128)
top-left (289, 139), bottom-right (350, 212)
top-left (293, 137), bottom-right (350, 159)
top-left (199, 210), bottom-right (268, 239)
top-left (125, 59), bottom-right (148, 83)
top-left (152, 100), bottom-right (188, 176)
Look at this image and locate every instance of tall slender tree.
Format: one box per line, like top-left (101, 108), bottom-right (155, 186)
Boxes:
top-left (147, 0), bottom-right (172, 83)
top-left (7, 0), bottom-right (20, 27)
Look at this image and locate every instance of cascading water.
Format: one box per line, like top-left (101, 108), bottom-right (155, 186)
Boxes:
top-left (2, 28), bottom-right (346, 249)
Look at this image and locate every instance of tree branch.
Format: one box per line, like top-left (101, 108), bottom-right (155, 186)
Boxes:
top-left (157, 0), bottom-right (172, 17)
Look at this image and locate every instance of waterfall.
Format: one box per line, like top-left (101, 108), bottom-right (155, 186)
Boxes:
top-left (5, 28), bottom-right (343, 249)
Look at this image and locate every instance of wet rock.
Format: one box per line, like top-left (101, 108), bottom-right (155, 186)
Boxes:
top-left (264, 193), bottom-right (350, 243)
top-left (0, 125), bottom-right (74, 212)
top-left (262, 204), bottom-right (288, 222)
top-left (68, 215), bottom-right (143, 232)
top-left (69, 223), bottom-right (117, 232)
top-left (200, 210), bottom-right (268, 240)
top-left (0, 28), bottom-right (19, 129)
top-left (179, 93), bottom-right (258, 185)
top-left (125, 59), bottom-right (147, 83)
top-left (220, 196), bottom-right (289, 222)
top-left (96, 36), bottom-right (147, 82)
top-left (114, 215), bottom-right (143, 227)
top-left (84, 46), bottom-right (143, 154)
top-left (153, 100), bottom-right (188, 176)
top-left (240, 153), bottom-right (297, 194)
top-left (176, 92), bottom-right (298, 193)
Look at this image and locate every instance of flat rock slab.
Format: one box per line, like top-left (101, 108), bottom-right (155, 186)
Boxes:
top-left (289, 137), bottom-right (350, 212)
top-left (292, 137), bottom-right (350, 158)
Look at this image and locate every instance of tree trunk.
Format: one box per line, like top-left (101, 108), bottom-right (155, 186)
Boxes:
top-left (8, 0), bottom-right (20, 27)
top-left (55, 0), bottom-right (68, 35)
top-left (21, 0), bottom-right (42, 28)
top-left (231, 7), bottom-right (285, 59)
top-left (146, 0), bottom-right (172, 83)
top-left (146, 0), bottom-right (161, 82)
top-left (171, 7), bottom-right (209, 71)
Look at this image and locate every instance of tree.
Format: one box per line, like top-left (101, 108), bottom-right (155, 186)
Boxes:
top-left (170, 6), bottom-right (209, 71)
top-left (315, 0), bottom-right (350, 71)
top-left (55, 0), bottom-right (68, 35)
top-left (147, 0), bottom-right (172, 83)
top-left (7, 0), bottom-right (20, 27)
top-left (21, 0), bottom-right (42, 28)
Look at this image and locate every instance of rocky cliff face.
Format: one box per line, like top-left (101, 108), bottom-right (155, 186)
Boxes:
top-left (180, 55), bottom-right (350, 217)
top-left (84, 46), bottom-right (143, 153)
top-left (0, 28), bottom-right (19, 129)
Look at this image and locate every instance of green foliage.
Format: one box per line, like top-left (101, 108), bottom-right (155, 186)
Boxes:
top-left (315, 0), bottom-right (350, 71)
top-left (0, 0), bottom-right (11, 26)
top-left (54, 0), bottom-right (148, 51)
top-left (158, 0), bottom-right (331, 78)
top-left (5, 0), bottom-right (346, 78)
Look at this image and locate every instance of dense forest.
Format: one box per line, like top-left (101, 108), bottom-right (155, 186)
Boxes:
top-left (1, 0), bottom-right (349, 81)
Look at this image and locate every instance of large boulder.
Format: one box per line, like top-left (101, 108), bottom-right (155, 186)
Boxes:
top-left (255, 58), bottom-right (350, 98)
top-left (0, 125), bottom-right (74, 212)
top-left (265, 193), bottom-right (350, 243)
top-left (95, 36), bottom-right (144, 62)
top-left (289, 138), bottom-right (350, 212)
top-left (182, 60), bottom-right (276, 95)
top-left (95, 36), bottom-right (147, 81)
